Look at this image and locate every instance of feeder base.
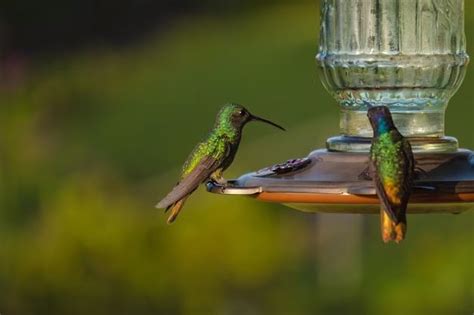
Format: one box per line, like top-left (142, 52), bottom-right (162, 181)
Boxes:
top-left (207, 149), bottom-right (474, 214)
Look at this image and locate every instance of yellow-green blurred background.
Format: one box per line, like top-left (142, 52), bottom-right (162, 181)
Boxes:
top-left (0, 1), bottom-right (473, 314)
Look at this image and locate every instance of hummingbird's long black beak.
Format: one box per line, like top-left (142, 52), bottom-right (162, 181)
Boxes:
top-left (250, 114), bottom-right (286, 131)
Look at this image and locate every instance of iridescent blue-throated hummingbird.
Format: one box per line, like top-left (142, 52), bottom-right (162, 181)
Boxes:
top-left (156, 103), bottom-right (285, 224)
top-left (367, 105), bottom-right (415, 243)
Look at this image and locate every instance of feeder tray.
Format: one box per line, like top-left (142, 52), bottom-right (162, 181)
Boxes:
top-left (207, 149), bottom-right (474, 214)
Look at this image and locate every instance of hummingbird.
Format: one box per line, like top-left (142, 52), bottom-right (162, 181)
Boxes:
top-left (156, 103), bottom-right (285, 224)
top-left (367, 105), bottom-right (415, 243)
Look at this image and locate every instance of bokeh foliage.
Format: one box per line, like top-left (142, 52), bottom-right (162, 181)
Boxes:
top-left (0, 2), bottom-right (473, 314)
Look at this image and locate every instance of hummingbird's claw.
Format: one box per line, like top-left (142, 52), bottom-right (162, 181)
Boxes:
top-left (209, 172), bottom-right (227, 185)
top-left (414, 167), bottom-right (429, 179)
top-left (209, 178), bottom-right (227, 186)
top-left (358, 166), bottom-right (373, 181)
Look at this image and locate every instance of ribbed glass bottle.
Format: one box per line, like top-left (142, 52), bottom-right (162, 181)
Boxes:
top-left (317, 0), bottom-right (469, 152)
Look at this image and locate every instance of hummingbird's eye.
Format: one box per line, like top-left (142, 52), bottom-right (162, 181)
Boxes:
top-left (238, 109), bottom-right (245, 116)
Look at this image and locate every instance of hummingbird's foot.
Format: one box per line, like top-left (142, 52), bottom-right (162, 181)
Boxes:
top-left (208, 169), bottom-right (228, 186)
top-left (358, 166), bottom-right (373, 181)
top-left (209, 175), bottom-right (227, 186)
top-left (413, 167), bottom-right (436, 191)
top-left (414, 167), bottom-right (429, 179)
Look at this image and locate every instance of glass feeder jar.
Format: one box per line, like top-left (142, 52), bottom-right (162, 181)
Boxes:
top-left (317, 0), bottom-right (470, 152)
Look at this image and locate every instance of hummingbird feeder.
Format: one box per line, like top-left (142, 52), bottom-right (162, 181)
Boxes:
top-left (208, 0), bottom-right (474, 215)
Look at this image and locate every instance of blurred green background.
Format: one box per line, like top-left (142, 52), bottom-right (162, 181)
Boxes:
top-left (0, 1), bottom-right (473, 314)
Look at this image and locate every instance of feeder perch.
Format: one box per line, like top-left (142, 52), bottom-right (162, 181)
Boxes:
top-left (208, 0), bottom-right (474, 214)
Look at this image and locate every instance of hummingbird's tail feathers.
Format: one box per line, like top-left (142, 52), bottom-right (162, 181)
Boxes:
top-left (156, 156), bottom-right (219, 209)
top-left (380, 208), bottom-right (407, 243)
top-left (166, 197), bottom-right (188, 224)
top-left (374, 178), bottom-right (400, 224)
top-left (394, 221), bottom-right (407, 244)
top-left (380, 208), bottom-right (396, 243)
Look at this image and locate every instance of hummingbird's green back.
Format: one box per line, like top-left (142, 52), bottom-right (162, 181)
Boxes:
top-left (181, 104), bottom-right (242, 177)
top-left (371, 133), bottom-right (404, 184)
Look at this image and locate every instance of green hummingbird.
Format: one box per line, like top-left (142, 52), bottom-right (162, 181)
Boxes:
top-left (367, 105), bottom-right (415, 243)
top-left (156, 103), bottom-right (285, 224)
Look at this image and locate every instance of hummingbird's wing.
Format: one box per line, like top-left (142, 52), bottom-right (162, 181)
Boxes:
top-left (373, 165), bottom-right (397, 222)
top-left (156, 155), bottom-right (220, 209)
top-left (400, 138), bottom-right (415, 209)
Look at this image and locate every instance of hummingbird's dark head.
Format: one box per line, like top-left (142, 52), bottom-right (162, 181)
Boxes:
top-left (367, 106), bottom-right (395, 135)
top-left (217, 104), bottom-right (285, 135)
